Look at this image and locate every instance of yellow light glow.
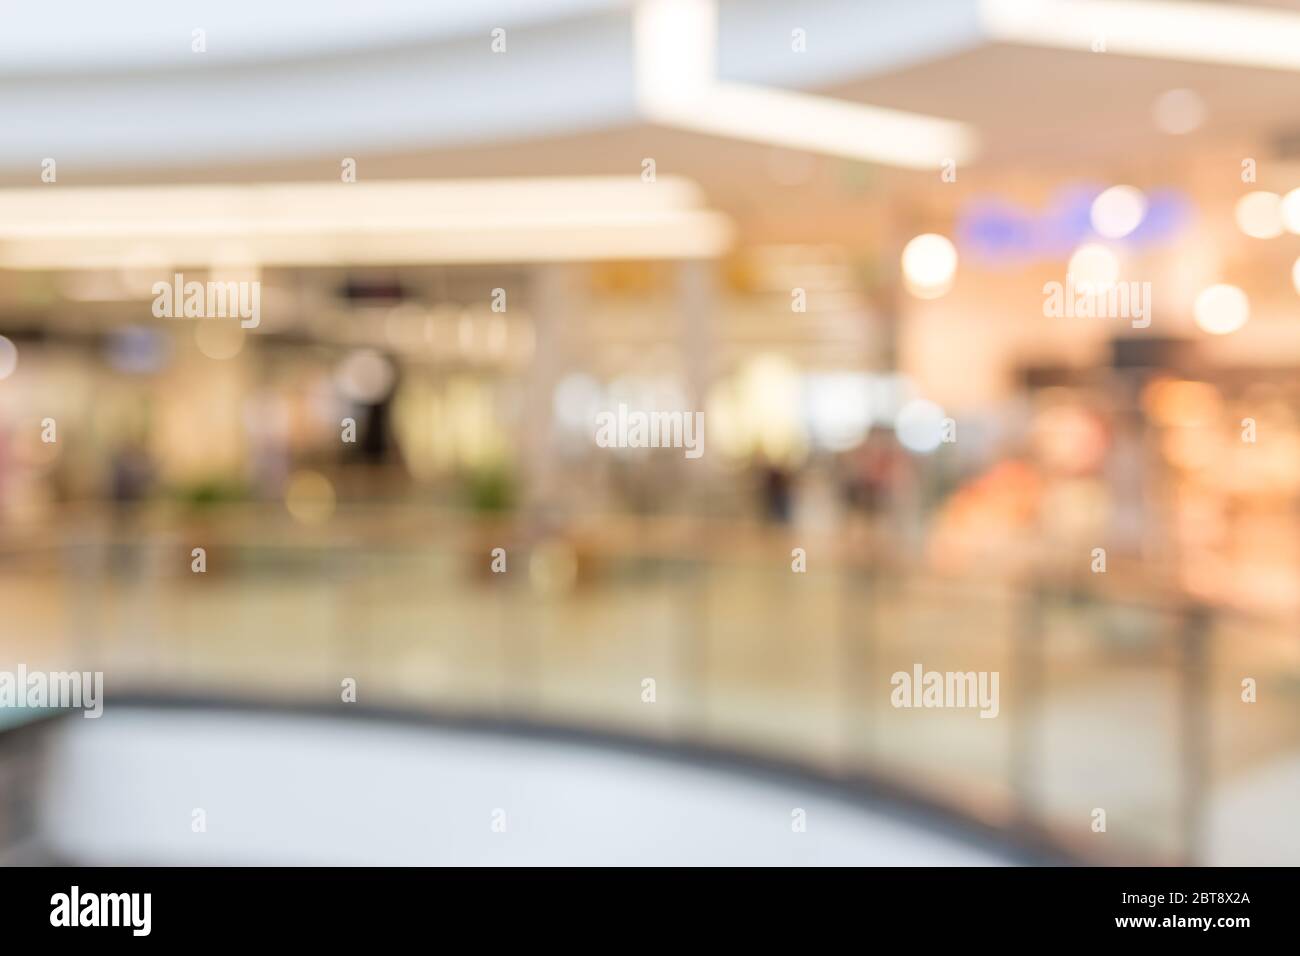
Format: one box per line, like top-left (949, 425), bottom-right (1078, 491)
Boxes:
top-left (285, 470), bottom-right (336, 526)
top-left (1163, 425), bottom-right (1219, 472)
top-left (1143, 378), bottom-right (1222, 426)
top-left (705, 354), bottom-right (807, 464)
top-left (194, 320), bottom-right (245, 360)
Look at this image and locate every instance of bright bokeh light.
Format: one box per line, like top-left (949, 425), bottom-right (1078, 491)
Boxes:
top-left (1293, 256), bottom-right (1300, 295)
top-left (901, 233), bottom-right (958, 298)
top-left (706, 354), bottom-right (806, 464)
top-left (895, 398), bottom-right (946, 453)
top-left (1281, 189), bottom-right (1300, 234)
top-left (802, 373), bottom-right (872, 451)
top-left (1090, 185), bottom-right (1147, 238)
top-left (1067, 243), bottom-right (1119, 290)
top-left (1234, 191), bottom-right (1283, 239)
top-left (336, 349), bottom-right (396, 404)
top-left (1193, 284), bottom-right (1249, 335)
top-left (1152, 88), bottom-right (1206, 135)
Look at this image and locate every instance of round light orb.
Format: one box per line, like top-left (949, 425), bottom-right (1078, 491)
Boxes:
top-left (1193, 284), bottom-right (1249, 335)
top-left (285, 470), bottom-right (336, 525)
top-left (901, 234), bottom-right (958, 299)
top-left (1067, 243), bottom-right (1120, 291)
top-left (1280, 188), bottom-right (1300, 234)
top-left (1090, 185), bottom-right (1147, 239)
top-left (894, 398), bottom-right (946, 454)
top-left (194, 319), bottom-right (245, 360)
top-left (1234, 191), bottom-right (1283, 239)
top-left (335, 349), bottom-right (396, 404)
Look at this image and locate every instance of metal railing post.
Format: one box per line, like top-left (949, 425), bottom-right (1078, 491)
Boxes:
top-left (1011, 581), bottom-right (1046, 839)
top-left (1180, 602), bottom-right (1211, 866)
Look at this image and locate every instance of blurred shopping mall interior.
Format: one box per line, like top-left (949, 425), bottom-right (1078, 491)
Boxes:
top-left (1, 0), bottom-right (1299, 865)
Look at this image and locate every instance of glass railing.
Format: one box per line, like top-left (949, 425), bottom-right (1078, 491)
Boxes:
top-left (2, 505), bottom-right (1297, 865)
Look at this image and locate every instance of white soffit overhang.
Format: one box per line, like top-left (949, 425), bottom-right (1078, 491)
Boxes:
top-left (637, 0), bottom-right (979, 170)
top-left (0, 0), bottom-right (985, 172)
top-left (1, 1), bottom-right (1298, 173)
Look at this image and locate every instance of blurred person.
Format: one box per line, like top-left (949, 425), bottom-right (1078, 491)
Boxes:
top-left (108, 440), bottom-right (154, 509)
top-left (841, 430), bottom-right (910, 522)
top-left (1105, 413), bottom-right (1149, 558)
top-left (792, 455), bottom-right (842, 534)
top-left (105, 439), bottom-right (155, 576)
top-left (757, 456), bottom-right (794, 523)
